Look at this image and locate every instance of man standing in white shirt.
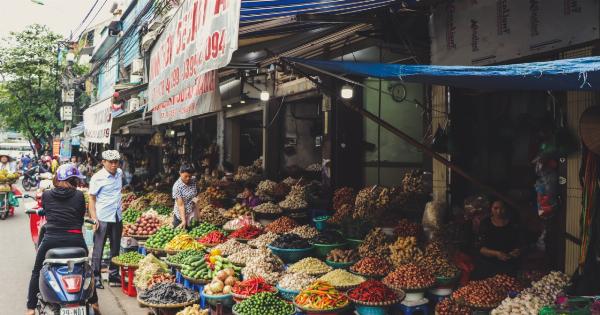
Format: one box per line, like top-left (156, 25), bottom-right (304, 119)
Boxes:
top-left (88, 150), bottom-right (123, 289)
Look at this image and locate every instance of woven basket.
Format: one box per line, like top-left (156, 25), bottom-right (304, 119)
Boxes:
top-left (128, 234), bottom-right (151, 240)
top-left (137, 297), bottom-right (199, 309)
top-left (145, 246), bottom-right (167, 255)
top-left (111, 257), bottom-right (139, 269)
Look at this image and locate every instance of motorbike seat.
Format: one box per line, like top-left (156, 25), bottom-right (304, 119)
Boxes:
top-left (45, 247), bottom-right (87, 259)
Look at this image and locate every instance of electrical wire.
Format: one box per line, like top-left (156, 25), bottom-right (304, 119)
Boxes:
top-left (70, 0), bottom-right (101, 41)
top-left (78, 0), bottom-right (110, 41)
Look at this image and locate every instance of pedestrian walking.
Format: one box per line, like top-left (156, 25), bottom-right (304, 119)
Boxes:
top-left (88, 150), bottom-right (123, 289)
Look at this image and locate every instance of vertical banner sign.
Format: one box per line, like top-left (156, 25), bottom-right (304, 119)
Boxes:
top-left (148, 0), bottom-right (241, 125)
top-left (83, 98), bottom-right (113, 144)
top-left (52, 139), bottom-right (60, 157)
top-left (59, 139), bottom-right (72, 161)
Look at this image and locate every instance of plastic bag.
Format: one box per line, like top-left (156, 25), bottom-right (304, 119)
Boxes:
top-left (422, 201), bottom-right (446, 231)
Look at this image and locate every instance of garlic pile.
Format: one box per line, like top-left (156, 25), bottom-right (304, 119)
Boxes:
top-left (491, 271), bottom-right (569, 315)
top-left (256, 180), bottom-right (277, 200)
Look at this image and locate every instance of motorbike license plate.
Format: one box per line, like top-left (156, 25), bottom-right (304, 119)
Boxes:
top-left (60, 306), bottom-right (86, 315)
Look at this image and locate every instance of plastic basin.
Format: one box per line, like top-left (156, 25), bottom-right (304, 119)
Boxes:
top-left (267, 245), bottom-right (314, 263)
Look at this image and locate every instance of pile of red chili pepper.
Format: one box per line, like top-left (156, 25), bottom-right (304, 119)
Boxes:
top-left (294, 281), bottom-right (349, 310)
top-left (232, 277), bottom-right (275, 296)
top-left (229, 225), bottom-right (263, 240)
top-left (198, 231), bottom-right (228, 244)
top-left (347, 280), bottom-right (398, 303)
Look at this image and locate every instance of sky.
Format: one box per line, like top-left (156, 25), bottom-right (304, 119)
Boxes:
top-left (0, 0), bottom-right (118, 42)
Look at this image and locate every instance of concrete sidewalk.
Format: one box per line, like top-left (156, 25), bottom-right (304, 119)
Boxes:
top-left (96, 283), bottom-right (148, 315)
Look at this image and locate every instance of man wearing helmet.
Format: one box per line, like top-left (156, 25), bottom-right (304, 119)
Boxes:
top-left (88, 150), bottom-right (123, 289)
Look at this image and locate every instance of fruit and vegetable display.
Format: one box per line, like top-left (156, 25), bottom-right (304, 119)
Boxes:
top-left (124, 212), bottom-right (162, 236)
top-left (248, 232), bottom-right (279, 248)
top-left (265, 216), bottom-right (298, 234)
top-left (0, 170), bottom-right (20, 183)
top-left (382, 263), bottom-right (435, 290)
top-left (224, 204), bottom-right (253, 219)
top-left (176, 304), bottom-right (208, 315)
top-left (122, 193), bottom-right (138, 212)
top-left (253, 202), bottom-right (282, 214)
top-left (272, 182), bottom-right (291, 200)
top-left (242, 248), bottom-right (285, 285)
top-left (234, 292), bottom-right (295, 315)
top-left (229, 225), bottom-right (263, 240)
top-left (289, 225), bottom-right (319, 239)
top-left (180, 253), bottom-right (240, 281)
top-left (213, 239), bottom-right (252, 256)
top-left (328, 204), bottom-right (353, 225)
top-left (318, 269), bottom-right (366, 288)
top-left (198, 230), bottom-right (228, 245)
top-left (114, 251), bottom-right (145, 266)
top-left (128, 197), bottom-right (150, 212)
top-left (419, 252), bottom-right (459, 278)
top-left (278, 185), bottom-right (308, 210)
top-left (256, 180), bottom-right (277, 201)
top-left (333, 187), bottom-right (355, 211)
top-left (223, 216), bottom-right (262, 231)
top-left (138, 283), bottom-right (198, 305)
top-left (145, 226), bottom-right (184, 248)
top-left (294, 281), bottom-right (349, 310)
top-left (147, 273), bottom-right (176, 289)
top-left (347, 280), bottom-right (400, 303)
top-left (350, 257), bottom-right (393, 277)
top-left (489, 274), bottom-right (524, 293)
top-left (197, 205), bottom-right (228, 226)
top-left (203, 268), bottom-right (240, 295)
top-left (388, 236), bottom-right (424, 266)
top-left (233, 277), bottom-right (276, 296)
top-left (310, 230), bottom-right (346, 244)
top-left (326, 249), bottom-right (360, 263)
top-left (134, 254), bottom-right (170, 290)
top-left (204, 187), bottom-right (227, 202)
top-left (451, 275), bottom-right (523, 309)
top-left (122, 209), bottom-right (142, 224)
top-left (288, 257), bottom-right (332, 275)
top-left (270, 233), bottom-right (311, 249)
top-left (164, 234), bottom-right (205, 251)
top-left (149, 204), bottom-right (172, 216)
top-left (435, 298), bottom-right (473, 315)
top-left (394, 219), bottom-right (421, 238)
top-left (358, 228), bottom-right (390, 259)
top-left (353, 186), bottom-right (390, 220)
top-left (166, 250), bottom-right (204, 266)
top-left (188, 222), bottom-right (222, 238)
top-left (492, 271), bottom-right (569, 315)
top-left (277, 272), bottom-right (317, 292)
top-left (147, 192), bottom-right (174, 207)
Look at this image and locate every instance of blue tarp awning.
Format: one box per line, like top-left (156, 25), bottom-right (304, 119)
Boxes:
top-left (241, 0), bottom-right (398, 24)
top-left (287, 57), bottom-right (600, 91)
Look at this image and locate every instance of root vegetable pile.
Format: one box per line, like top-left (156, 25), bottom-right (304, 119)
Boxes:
top-left (228, 248), bottom-right (259, 265)
top-left (288, 258), bottom-right (332, 275)
top-left (347, 280), bottom-right (398, 303)
top-left (270, 233), bottom-right (310, 249)
top-left (213, 239), bottom-right (251, 256)
top-left (204, 268), bottom-right (239, 295)
top-left (138, 283), bottom-right (198, 305)
top-left (248, 232), bottom-right (279, 248)
top-left (124, 212), bottom-right (162, 236)
top-left (265, 216), bottom-right (298, 234)
top-left (253, 202), bottom-right (282, 214)
top-left (278, 185), bottom-right (308, 210)
top-left (256, 180), bottom-right (277, 200)
top-left (318, 269), bottom-right (365, 287)
top-left (358, 228), bottom-right (390, 259)
top-left (289, 225), bottom-right (319, 239)
top-left (278, 273), bottom-right (316, 292)
top-left (354, 186), bottom-right (390, 220)
top-left (382, 263), bottom-right (435, 289)
top-left (147, 273), bottom-right (175, 289)
top-left (389, 236), bottom-right (424, 266)
top-left (224, 204), bottom-right (253, 219)
top-left (234, 292), bottom-right (295, 315)
top-left (197, 205), bottom-right (228, 226)
top-left (242, 248), bottom-right (285, 285)
top-left (294, 281), bottom-right (349, 310)
top-left (176, 304), bottom-right (208, 315)
top-left (326, 249), bottom-right (359, 263)
top-left (350, 257), bottom-right (392, 277)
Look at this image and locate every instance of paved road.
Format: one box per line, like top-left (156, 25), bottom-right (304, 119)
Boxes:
top-left (0, 189), bottom-right (146, 315)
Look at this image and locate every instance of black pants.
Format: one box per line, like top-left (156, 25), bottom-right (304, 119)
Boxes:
top-left (27, 233), bottom-right (98, 309)
top-left (91, 220), bottom-right (123, 278)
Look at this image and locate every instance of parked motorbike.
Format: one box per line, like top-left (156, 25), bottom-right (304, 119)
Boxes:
top-left (22, 165), bottom-right (41, 191)
top-left (25, 195), bottom-right (97, 315)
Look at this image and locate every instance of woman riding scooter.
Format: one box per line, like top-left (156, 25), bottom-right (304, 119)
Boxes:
top-left (26, 164), bottom-right (100, 315)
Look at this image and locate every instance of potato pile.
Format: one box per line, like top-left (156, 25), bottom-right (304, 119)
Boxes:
top-left (223, 204), bottom-right (252, 219)
top-left (197, 205), bottom-right (228, 226)
top-left (389, 236), bottom-right (424, 266)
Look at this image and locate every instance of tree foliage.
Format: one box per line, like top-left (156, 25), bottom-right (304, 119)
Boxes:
top-left (0, 24), bottom-right (63, 145)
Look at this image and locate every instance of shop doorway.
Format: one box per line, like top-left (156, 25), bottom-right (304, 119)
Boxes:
top-left (229, 111), bottom-right (263, 167)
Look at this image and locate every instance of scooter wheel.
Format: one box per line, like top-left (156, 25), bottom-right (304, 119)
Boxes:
top-left (0, 212), bottom-right (7, 220)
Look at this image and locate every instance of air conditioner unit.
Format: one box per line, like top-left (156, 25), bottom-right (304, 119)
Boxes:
top-left (130, 74), bottom-right (143, 84)
top-left (131, 59), bottom-right (144, 75)
top-left (128, 97), bottom-right (141, 112)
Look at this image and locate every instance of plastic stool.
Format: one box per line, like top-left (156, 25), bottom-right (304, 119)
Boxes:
top-left (119, 266), bottom-right (137, 297)
top-left (396, 299), bottom-right (429, 315)
top-left (137, 245), bottom-right (146, 255)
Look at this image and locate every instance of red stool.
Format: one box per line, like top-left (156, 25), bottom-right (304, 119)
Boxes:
top-left (120, 266), bottom-right (138, 297)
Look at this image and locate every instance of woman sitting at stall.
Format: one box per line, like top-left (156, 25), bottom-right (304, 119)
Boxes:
top-left (172, 164), bottom-right (198, 230)
top-left (240, 182), bottom-right (261, 208)
top-left (472, 200), bottom-right (522, 279)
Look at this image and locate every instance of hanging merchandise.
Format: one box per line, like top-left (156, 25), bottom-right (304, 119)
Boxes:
top-left (534, 156), bottom-right (559, 219)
